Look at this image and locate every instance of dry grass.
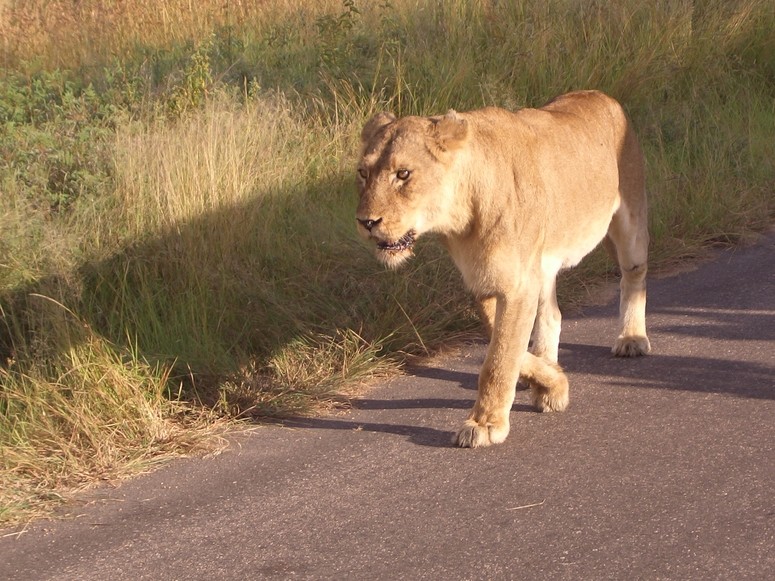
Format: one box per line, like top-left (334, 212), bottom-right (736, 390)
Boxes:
top-left (0, 0), bottom-right (344, 70)
top-left (0, 298), bottom-right (225, 527)
top-left (113, 92), bottom-right (319, 235)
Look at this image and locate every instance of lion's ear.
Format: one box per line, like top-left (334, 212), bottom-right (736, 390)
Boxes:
top-left (361, 112), bottom-right (396, 144)
top-left (431, 110), bottom-right (468, 153)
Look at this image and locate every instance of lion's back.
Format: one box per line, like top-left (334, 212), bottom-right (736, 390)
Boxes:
top-left (458, 91), bottom-right (644, 267)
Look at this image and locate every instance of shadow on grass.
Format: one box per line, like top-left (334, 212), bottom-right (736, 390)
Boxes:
top-left (0, 172), bottom-right (476, 413)
top-left (0, 175), bottom-right (325, 356)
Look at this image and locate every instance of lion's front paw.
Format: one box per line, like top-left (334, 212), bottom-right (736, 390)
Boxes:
top-left (453, 418), bottom-right (509, 448)
top-left (612, 335), bottom-right (651, 357)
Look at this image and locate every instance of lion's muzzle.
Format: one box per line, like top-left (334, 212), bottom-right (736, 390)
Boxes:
top-left (376, 230), bottom-right (416, 251)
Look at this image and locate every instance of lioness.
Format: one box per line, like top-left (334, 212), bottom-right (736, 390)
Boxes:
top-left (356, 90), bottom-right (650, 448)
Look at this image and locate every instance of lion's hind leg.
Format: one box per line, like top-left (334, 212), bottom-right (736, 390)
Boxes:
top-left (521, 353), bottom-right (569, 412)
top-left (530, 266), bottom-right (562, 363)
top-left (606, 206), bottom-right (651, 357)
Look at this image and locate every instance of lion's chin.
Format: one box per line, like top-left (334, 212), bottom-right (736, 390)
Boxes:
top-left (373, 230), bottom-right (416, 269)
top-left (375, 246), bottom-right (414, 269)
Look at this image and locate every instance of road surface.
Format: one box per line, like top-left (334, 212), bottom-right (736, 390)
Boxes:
top-left (2, 233), bottom-right (774, 580)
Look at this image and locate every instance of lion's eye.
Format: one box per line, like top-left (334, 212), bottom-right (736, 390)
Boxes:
top-left (396, 169), bottom-right (411, 180)
top-left (357, 168), bottom-right (368, 180)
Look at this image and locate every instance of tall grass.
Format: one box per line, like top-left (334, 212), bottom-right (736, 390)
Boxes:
top-left (1, 0), bottom-right (774, 525)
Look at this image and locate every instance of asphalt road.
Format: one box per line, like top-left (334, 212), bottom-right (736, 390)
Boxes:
top-left (2, 233), bottom-right (774, 580)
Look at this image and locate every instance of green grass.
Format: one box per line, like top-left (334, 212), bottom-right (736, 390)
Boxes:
top-left (1, 0), bottom-right (774, 526)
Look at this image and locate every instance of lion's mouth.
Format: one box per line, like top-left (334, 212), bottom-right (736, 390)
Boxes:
top-left (376, 230), bottom-right (416, 252)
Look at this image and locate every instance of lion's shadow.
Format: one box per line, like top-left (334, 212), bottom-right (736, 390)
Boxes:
top-left (0, 174), bottom-right (395, 383)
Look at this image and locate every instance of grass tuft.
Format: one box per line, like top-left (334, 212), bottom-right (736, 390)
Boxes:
top-left (0, 296), bottom-right (222, 527)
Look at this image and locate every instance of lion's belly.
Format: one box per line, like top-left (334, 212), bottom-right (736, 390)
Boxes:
top-left (546, 195), bottom-right (620, 272)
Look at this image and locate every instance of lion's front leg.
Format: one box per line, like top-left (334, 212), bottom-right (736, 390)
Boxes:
top-left (455, 292), bottom-right (537, 448)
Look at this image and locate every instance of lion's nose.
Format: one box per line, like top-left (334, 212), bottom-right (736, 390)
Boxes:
top-left (357, 217), bottom-right (382, 232)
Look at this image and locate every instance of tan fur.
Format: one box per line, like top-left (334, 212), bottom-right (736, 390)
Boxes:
top-left (356, 90), bottom-right (650, 448)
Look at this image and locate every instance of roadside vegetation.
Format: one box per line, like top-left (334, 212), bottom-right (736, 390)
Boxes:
top-left (1, 0), bottom-right (773, 526)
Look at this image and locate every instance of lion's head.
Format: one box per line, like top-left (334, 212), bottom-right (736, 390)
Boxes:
top-left (355, 110), bottom-right (469, 269)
